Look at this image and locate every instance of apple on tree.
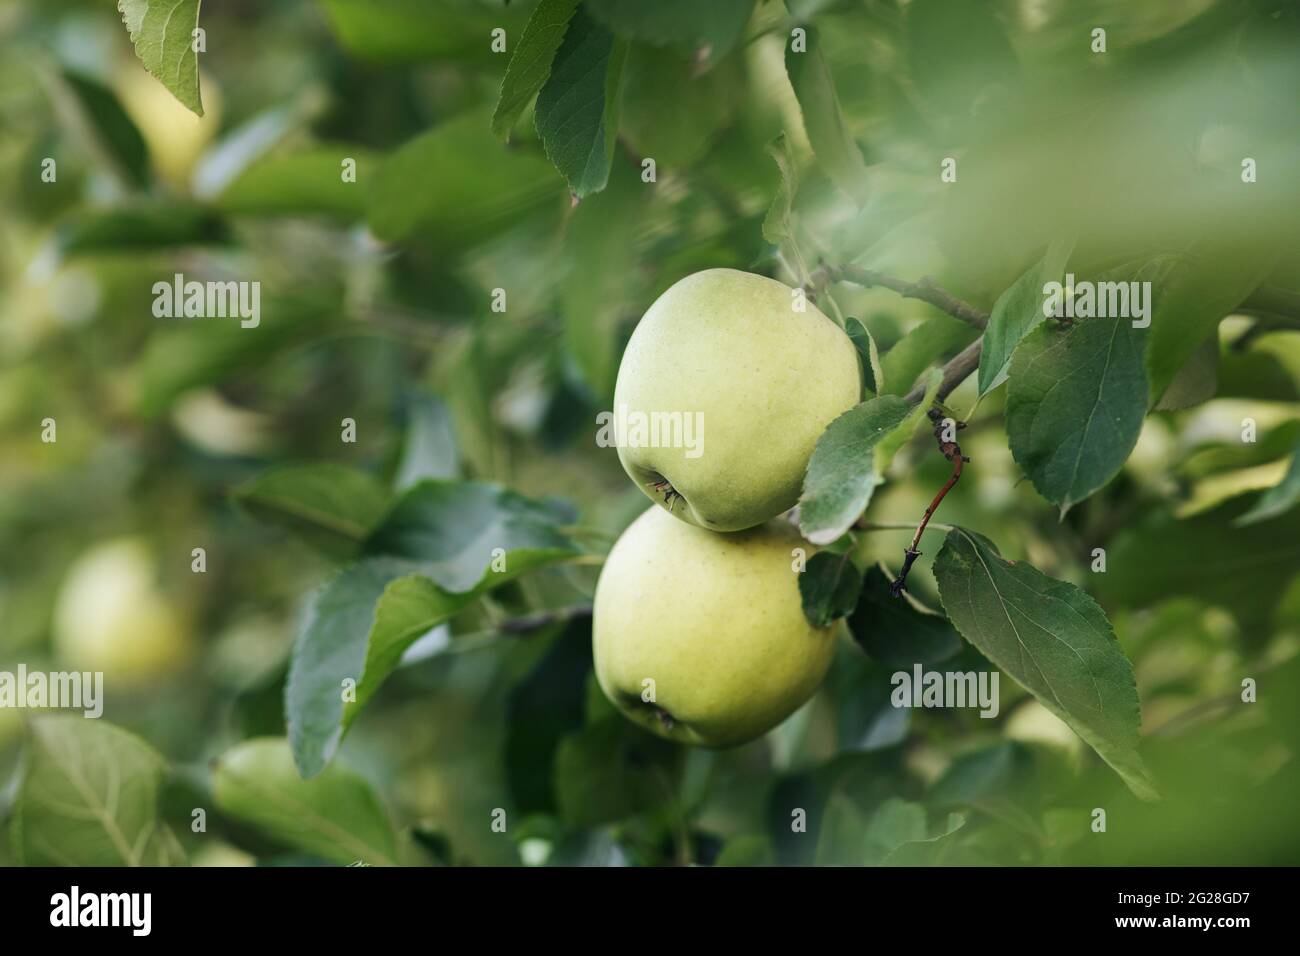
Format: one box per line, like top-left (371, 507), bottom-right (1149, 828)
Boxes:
top-left (613, 268), bottom-right (861, 533)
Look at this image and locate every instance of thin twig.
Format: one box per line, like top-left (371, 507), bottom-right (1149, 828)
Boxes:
top-left (832, 264), bottom-right (990, 330)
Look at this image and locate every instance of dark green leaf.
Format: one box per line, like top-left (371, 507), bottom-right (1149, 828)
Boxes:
top-left (316, 0), bottom-right (526, 64)
top-left (800, 551), bottom-right (863, 627)
top-left (1005, 317), bottom-right (1148, 512)
top-left (394, 391), bottom-right (461, 489)
top-left (217, 147), bottom-right (376, 220)
top-left (52, 202), bottom-right (230, 260)
top-left (369, 110), bottom-right (560, 246)
top-left (621, 44), bottom-right (739, 167)
top-left (586, 0), bottom-right (754, 59)
top-left (553, 718), bottom-right (671, 826)
top-left (492, 0), bottom-right (582, 141)
top-left (365, 480), bottom-right (579, 592)
top-left (844, 317), bottom-right (882, 394)
top-left (933, 528), bottom-right (1156, 800)
top-left (534, 6), bottom-right (628, 198)
top-left (977, 236), bottom-right (1074, 396)
top-left (797, 395), bottom-right (911, 544)
top-left (212, 738), bottom-right (398, 866)
top-left (13, 717), bottom-right (178, 866)
top-left (233, 464), bottom-right (392, 557)
top-left (1236, 439), bottom-right (1300, 526)
top-left (850, 566), bottom-right (962, 667)
top-left (1145, 245), bottom-right (1277, 404)
top-left (47, 68), bottom-right (150, 190)
top-left (785, 25), bottom-right (868, 204)
top-left (117, 0), bottom-right (204, 115)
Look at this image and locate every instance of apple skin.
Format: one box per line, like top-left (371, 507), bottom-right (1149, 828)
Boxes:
top-left (613, 268), bottom-right (861, 532)
top-left (593, 506), bottom-right (837, 748)
top-left (53, 537), bottom-right (191, 682)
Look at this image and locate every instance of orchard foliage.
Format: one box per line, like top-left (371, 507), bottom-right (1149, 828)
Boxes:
top-left (0, 0), bottom-right (1298, 867)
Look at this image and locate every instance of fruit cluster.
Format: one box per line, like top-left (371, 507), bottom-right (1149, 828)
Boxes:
top-left (593, 269), bottom-right (863, 747)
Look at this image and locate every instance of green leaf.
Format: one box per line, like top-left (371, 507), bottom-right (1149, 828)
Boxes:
top-left (933, 528), bottom-right (1157, 800)
top-left (880, 315), bottom-right (978, 397)
top-left (813, 790), bottom-right (871, 865)
top-left (534, 6), bottom-right (628, 199)
top-left (785, 24), bottom-right (868, 204)
top-left (845, 317), bottom-right (883, 395)
top-left (586, 0), bottom-right (754, 59)
top-left (714, 835), bottom-right (775, 867)
top-left (554, 718), bottom-right (671, 826)
top-left (621, 44), bottom-right (739, 168)
top-left (1005, 318), bottom-right (1148, 513)
top-left (492, 0), bottom-right (582, 141)
top-left (45, 68), bottom-right (150, 190)
top-left (233, 464), bottom-right (392, 558)
top-left (1100, 498), bottom-right (1300, 635)
top-left (394, 391), bottom-right (460, 489)
top-left (51, 201), bottom-right (231, 261)
top-left (134, 294), bottom-right (328, 417)
top-left (212, 738), bottom-right (398, 866)
top-left (217, 147), bottom-right (376, 220)
top-left (368, 110), bottom-right (560, 246)
top-left (849, 566), bottom-right (962, 668)
top-left (12, 717), bottom-right (177, 866)
top-left (316, 0), bottom-right (527, 64)
top-left (365, 481), bottom-right (579, 592)
top-left (882, 812), bottom-right (966, 866)
top-left (1153, 332), bottom-right (1218, 411)
top-left (116, 0), bottom-right (204, 116)
top-left (560, 165), bottom-right (646, 398)
top-left (1236, 439), bottom-right (1300, 526)
top-left (977, 236), bottom-right (1074, 396)
top-left (800, 551), bottom-right (863, 627)
top-left (797, 395), bottom-right (912, 545)
top-left (762, 133), bottom-right (798, 245)
top-left (872, 368), bottom-right (941, 473)
top-left (288, 482), bottom-right (581, 776)
top-left (1144, 245), bottom-right (1278, 404)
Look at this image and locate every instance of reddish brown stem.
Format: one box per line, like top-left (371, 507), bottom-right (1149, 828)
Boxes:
top-left (889, 414), bottom-right (970, 597)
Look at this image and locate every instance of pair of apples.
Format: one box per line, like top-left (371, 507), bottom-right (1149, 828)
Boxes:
top-left (593, 269), bottom-right (863, 747)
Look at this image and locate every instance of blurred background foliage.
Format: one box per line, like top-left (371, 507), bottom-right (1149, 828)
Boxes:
top-left (0, 0), bottom-right (1298, 866)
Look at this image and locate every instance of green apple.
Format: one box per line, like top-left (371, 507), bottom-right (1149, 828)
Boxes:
top-left (53, 537), bottom-right (191, 682)
top-left (593, 506), bottom-right (837, 747)
top-left (612, 268), bottom-right (861, 532)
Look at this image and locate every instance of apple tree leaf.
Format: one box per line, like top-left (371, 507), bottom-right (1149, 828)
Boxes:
top-left (394, 391), bottom-right (460, 490)
top-left (116, 0), bottom-right (204, 116)
top-left (880, 315), bottom-right (978, 397)
top-left (977, 236), bottom-right (1074, 396)
top-left (233, 463), bottom-right (392, 559)
top-left (534, 6), bottom-right (628, 199)
top-left (12, 717), bottom-right (180, 866)
top-left (316, 0), bottom-right (527, 64)
top-left (45, 68), bottom-right (150, 190)
top-left (287, 482), bottom-right (581, 776)
top-left (785, 24), bottom-right (869, 204)
top-left (216, 146), bottom-right (377, 220)
top-left (845, 317), bottom-right (883, 395)
top-left (212, 738), bottom-right (398, 866)
top-left (492, 0), bottom-right (582, 141)
top-left (586, 0), bottom-right (754, 60)
top-left (849, 566), bottom-right (962, 668)
top-left (932, 528), bottom-right (1157, 800)
top-left (1236, 439), bottom-right (1300, 526)
top-left (1005, 317), bottom-right (1148, 513)
top-left (797, 395), bottom-right (912, 545)
top-left (800, 551), bottom-right (864, 627)
top-left (762, 132), bottom-right (798, 245)
top-left (368, 110), bottom-right (559, 246)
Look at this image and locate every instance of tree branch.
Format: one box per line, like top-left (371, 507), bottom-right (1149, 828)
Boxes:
top-left (903, 337), bottom-right (983, 405)
top-left (832, 264), bottom-right (990, 330)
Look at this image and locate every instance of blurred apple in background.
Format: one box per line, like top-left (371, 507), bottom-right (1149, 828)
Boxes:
top-left (53, 536), bottom-right (192, 681)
